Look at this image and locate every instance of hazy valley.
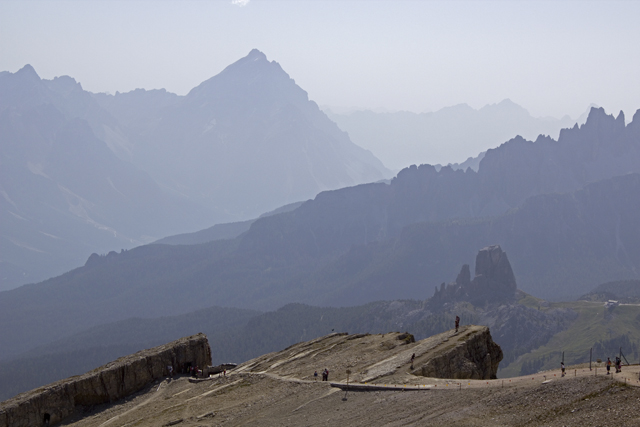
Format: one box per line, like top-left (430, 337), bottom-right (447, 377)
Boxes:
top-left (1, 35), bottom-right (640, 427)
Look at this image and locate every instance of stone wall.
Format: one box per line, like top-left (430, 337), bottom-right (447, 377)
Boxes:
top-left (0, 333), bottom-right (211, 427)
top-left (413, 326), bottom-right (503, 380)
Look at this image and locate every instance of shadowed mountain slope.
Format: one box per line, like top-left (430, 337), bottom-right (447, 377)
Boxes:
top-left (0, 98), bottom-right (212, 289)
top-left (2, 51), bottom-right (391, 289)
top-left (0, 172), bottom-right (638, 364)
top-left (0, 244), bottom-right (580, 404)
top-left (0, 102), bottom-right (638, 361)
top-left (579, 279), bottom-right (640, 303)
top-left (96, 49), bottom-right (392, 218)
top-left (326, 99), bottom-right (584, 170)
top-left (154, 201), bottom-right (305, 246)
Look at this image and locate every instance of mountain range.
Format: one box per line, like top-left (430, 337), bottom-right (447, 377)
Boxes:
top-left (0, 245), bottom-right (579, 401)
top-left (0, 50), bottom-right (391, 290)
top-left (93, 49), bottom-right (391, 217)
top-left (326, 99), bottom-right (594, 170)
top-left (0, 106), bottom-right (638, 367)
top-left (0, 69), bottom-right (212, 288)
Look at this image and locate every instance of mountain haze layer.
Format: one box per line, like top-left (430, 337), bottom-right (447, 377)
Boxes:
top-left (0, 66), bottom-right (213, 289)
top-left (1, 51), bottom-right (391, 289)
top-left (95, 49), bottom-right (392, 218)
top-left (1, 108), bottom-right (638, 364)
top-left (326, 99), bottom-right (592, 170)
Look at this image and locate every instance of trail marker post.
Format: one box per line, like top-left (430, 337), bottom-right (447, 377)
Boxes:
top-left (343, 369), bottom-right (351, 401)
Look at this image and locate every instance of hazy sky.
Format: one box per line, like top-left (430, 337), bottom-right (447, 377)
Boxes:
top-left (1, 0), bottom-right (638, 120)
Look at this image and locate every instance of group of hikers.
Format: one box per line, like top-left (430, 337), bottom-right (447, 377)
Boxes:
top-left (606, 357), bottom-right (623, 374)
top-left (313, 369), bottom-right (330, 381)
top-left (560, 356), bottom-right (624, 377)
top-left (166, 364), bottom-right (207, 378)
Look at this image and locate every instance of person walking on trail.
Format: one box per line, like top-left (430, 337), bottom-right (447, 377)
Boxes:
top-left (455, 316), bottom-right (460, 333)
top-left (615, 357), bottom-right (621, 373)
top-left (314, 370), bottom-right (318, 381)
top-left (561, 362), bottom-right (565, 377)
top-left (606, 358), bottom-right (612, 374)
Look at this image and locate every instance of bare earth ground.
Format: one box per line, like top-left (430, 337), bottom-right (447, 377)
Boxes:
top-left (60, 331), bottom-right (640, 427)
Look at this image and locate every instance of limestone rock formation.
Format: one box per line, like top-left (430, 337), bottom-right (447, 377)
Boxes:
top-left (0, 334), bottom-right (211, 427)
top-left (411, 325), bottom-right (503, 380)
top-left (431, 245), bottom-right (517, 307)
top-left (234, 327), bottom-right (502, 386)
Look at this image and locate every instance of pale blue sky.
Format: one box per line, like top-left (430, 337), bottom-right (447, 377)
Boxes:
top-left (1, 0), bottom-right (638, 119)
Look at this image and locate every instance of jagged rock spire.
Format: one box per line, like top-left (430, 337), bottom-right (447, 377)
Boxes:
top-left (431, 245), bottom-right (517, 307)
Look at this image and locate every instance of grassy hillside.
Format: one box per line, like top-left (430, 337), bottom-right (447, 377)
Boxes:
top-left (579, 280), bottom-right (640, 303)
top-left (500, 301), bottom-right (640, 377)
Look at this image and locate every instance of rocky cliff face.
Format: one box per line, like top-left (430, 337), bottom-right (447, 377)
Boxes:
top-left (412, 325), bottom-right (503, 380)
top-left (0, 334), bottom-right (211, 427)
top-left (431, 245), bottom-right (517, 307)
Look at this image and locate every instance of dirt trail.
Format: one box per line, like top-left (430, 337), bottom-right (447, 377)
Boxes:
top-left (60, 331), bottom-right (640, 427)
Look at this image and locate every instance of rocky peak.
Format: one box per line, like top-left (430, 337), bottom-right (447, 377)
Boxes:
top-left (455, 263), bottom-right (471, 287)
top-left (44, 75), bottom-right (83, 97)
top-left (187, 49), bottom-right (296, 103)
top-left (15, 64), bottom-right (40, 81)
top-left (431, 245), bottom-right (517, 308)
top-left (246, 48), bottom-right (268, 61)
top-left (474, 245), bottom-right (517, 291)
top-left (581, 106), bottom-right (626, 137)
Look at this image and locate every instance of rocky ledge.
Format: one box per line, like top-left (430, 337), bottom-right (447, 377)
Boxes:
top-left (411, 325), bottom-right (503, 380)
top-left (0, 333), bottom-right (211, 427)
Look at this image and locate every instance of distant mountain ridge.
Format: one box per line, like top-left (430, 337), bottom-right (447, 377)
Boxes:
top-left (154, 201), bottom-right (305, 246)
top-left (1, 50), bottom-right (391, 289)
top-left (579, 280), bottom-right (640, 303)
top-left (1, 107), bottom-right (638, 363)
top-left (0, 246), bottom-right (577, 401)
top-left (95, 49), bottom-right (392, 218)
top-left (326, 99), bottom-right (591, 170)
top-left (0, 72), bottom-right (213, 288)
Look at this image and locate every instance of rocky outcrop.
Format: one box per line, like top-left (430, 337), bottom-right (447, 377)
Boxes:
top-left (0, 334), bottom-right (211, 427)
top-left (412, 325), bottom-right (503, 380)
top-left (431, 245), bottom-right (517, 307)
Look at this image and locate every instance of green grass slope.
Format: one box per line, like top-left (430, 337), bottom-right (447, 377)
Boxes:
top-left (500, 301), bottom-right (640, 377)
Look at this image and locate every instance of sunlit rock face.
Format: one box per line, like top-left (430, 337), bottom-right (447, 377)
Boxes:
top-left (412, 325), bottom-right (503, 380)
top-left (0, 334), bottom-right (211, 427)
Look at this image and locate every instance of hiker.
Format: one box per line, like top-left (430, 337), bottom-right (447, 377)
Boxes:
top-left (168, 365), bottom-right (173, 378)
top-left (314, 370), bottom-right (318, 381)
top-left (606, 358), bottom-right (611, 374)
top-left (455, 315), bottom-right (460, 333)
top-left (561, 362), bottom-right (565, 377)
top-left (615, 357), bottom-right (621, 373)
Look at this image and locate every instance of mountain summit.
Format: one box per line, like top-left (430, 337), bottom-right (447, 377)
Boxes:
top-left (1, 52), bottom-right (391, 289)
top-left (115, 49), bottom-right (391, 219)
